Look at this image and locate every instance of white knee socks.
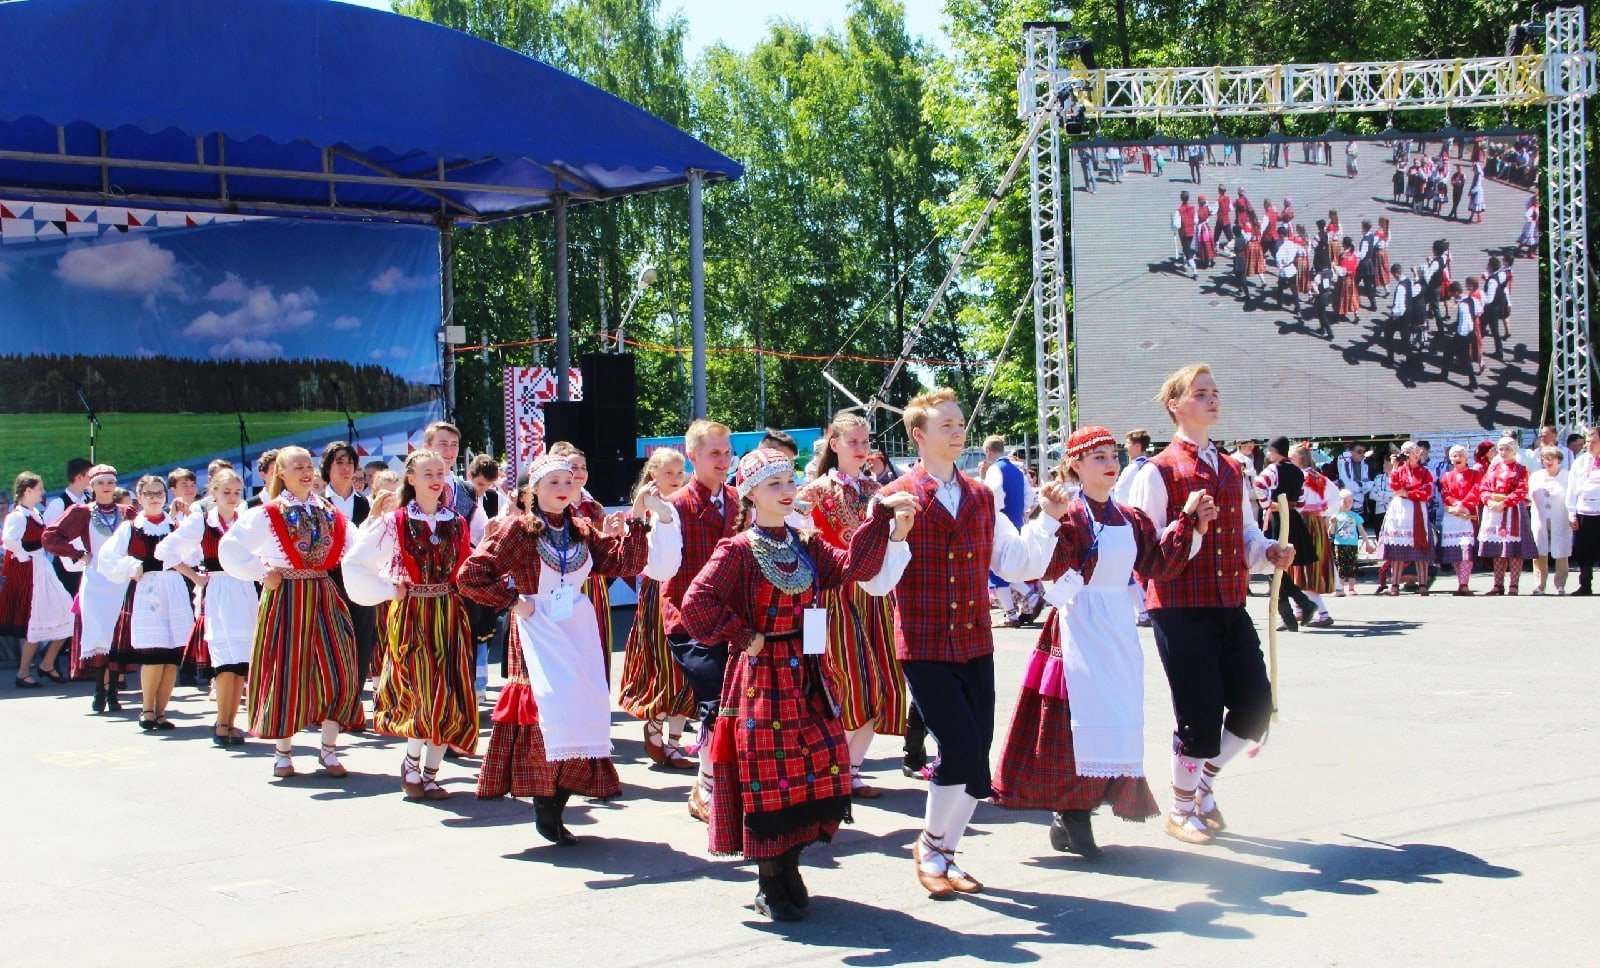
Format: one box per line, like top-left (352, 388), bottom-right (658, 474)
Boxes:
top-left (405, 737), bottom-right (426, 759)
top-left (1171, 752), bottom-right (1204, 817)
top-left (320, 719), bottom-right (340, 748)
top-left (993, 585), bottom-right (1017, 618)
top-left (423, 742), bottom-right (447, 771)
top-left (924, 782), bottom-right (979, 851)
top-left (846, 725), bottom-right (876, 771)
top-left (1198, 730), bottom-right (1253, 812)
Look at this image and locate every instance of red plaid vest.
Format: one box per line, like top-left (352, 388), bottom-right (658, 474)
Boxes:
top-left (1145, 439), bottom-right (1250, 610)
top-left (879, 465), bottom-right (996, 664)
top-left (661, 477), bottom-right (738, 637)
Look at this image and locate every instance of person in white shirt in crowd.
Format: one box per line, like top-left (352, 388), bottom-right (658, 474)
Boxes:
top-left (1520, 425), bottom-right (1568, 477)
top-left (1336, 442), bottom-right (1374, 520)
top-left (1114, 429), bottom-right (1154, 626)
top-left (41, 458), bottom-right (93, 527)
top-left (1527, 447), bottom-right (1572, 595)
top-left (983, 435), bottom-right (1043, 627)
top-left (1567, 427), bottom-right (1600, 596)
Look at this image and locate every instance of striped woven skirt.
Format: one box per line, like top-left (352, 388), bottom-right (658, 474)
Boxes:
top-left (585, 575), bottom-right (613, 681)
top-left (821, 583), bottom-right (907, 735)
top-left (246, 574), bottom-right (363, 739)
top-left (372, 585), bottom-right (479, 752)
top-left (1293, 513), bottom-right (1338, 595)
top-left (618, 578), bottom-right (695, 720)
top-left (991, 615), bottom-right (1159, 820)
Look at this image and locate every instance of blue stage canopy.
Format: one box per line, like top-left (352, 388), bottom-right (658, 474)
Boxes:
top-left (0, 0), bottom-right (742, 224)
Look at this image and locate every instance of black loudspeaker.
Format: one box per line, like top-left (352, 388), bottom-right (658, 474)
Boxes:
top-left (542, 401), bottom-right (585, 454)
top-left (585, 455), bottom-right (647, 507)
top-left (581, 352), bottom-right (638, 459)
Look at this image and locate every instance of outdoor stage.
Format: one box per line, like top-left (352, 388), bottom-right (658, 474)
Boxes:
top-left (3, 575), bottom-right (1587, 966)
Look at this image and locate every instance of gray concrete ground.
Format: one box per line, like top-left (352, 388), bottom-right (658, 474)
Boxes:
top-left (1071, 141), bottom-right (1539, 439)
top-left (6, 570), bottom-right (1593, 967)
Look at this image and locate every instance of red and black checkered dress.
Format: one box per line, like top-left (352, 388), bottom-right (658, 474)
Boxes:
top-left (992, 499), bottom-right (1195, 821)
top-left (459, 509), bottom-right (653, 801)
top-left (681, 515), bottom-right (893, 859)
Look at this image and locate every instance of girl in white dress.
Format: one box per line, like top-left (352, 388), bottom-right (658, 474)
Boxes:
top-left (1528, 447), bottom-right (1572, 594)
top-left (156, 469), bottom-right (258, 746)
top-left (41, 464), bottom-right (131, 710)
top-left (99, 475), bottom-right (196, 730)
top-left (1, 472), bottom-right (75, 686)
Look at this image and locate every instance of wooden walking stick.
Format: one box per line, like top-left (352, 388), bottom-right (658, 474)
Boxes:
top-left (1267, 494), bottom-right (1291, 722)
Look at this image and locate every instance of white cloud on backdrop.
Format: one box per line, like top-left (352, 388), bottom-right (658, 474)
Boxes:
top-left (369, 265), bottom-right (430, 294)
top-left (54, 237), bottom-right (183, 301)
top-left (184, 272), bottom-right (319, 358)
top-left (330, 315), bottom-right (362, 330)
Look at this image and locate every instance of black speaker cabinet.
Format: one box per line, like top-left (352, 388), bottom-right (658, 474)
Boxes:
top-left (581, 352), bottom-right (638, 458)
top-left (541, 400), bottom-right (586, 453)
top-left (585, 455), bottom-right (647, 507)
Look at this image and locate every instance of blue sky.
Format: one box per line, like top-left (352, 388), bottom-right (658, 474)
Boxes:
top-left (0, 217), bottom-right (442, 383)
top-left (334, 0), bottom-right (949, 58)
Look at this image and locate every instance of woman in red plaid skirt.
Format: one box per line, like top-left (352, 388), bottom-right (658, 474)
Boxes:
top-left (682, 448), bottom-right (916, 922)
top-left (992, 427), bottom-right (1210, 858)
top-left (458, 455), bottom-right (679, 846)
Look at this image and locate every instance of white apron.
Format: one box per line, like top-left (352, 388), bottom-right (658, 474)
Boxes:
top-left (512, 551), bottom-right (612, 762)
top-left (1059, 520), bottom-right (1146, 778)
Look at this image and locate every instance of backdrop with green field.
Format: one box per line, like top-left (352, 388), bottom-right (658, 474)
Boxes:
top-left (0, 412), bottom-right (372, 488)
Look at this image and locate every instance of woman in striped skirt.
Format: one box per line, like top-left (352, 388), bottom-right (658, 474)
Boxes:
top-left (220, 446), bottom-right (363, 780)
top-left (1289, 444), bottom-right (1339, 622)
top-left (156, 468), bottom-right (258, 747)
top-left (459, 455), bottom-right (678, 845)
top-left (796, 412), bottom-right (910, 800)
top-left (618, 447), bottom-right (697, 769)
top-left (344, 450), bottom-right (478, 800)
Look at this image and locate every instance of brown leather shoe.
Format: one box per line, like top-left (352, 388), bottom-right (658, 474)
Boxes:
top-left (1164, 812), bottom-right (1215, 845)
top-left (272, 754), bottom-right (296, 779)
top-left (912, 837), bottom-right (955, 899)
top-left (401, 756), bottom-right (426, 799)
top-left (852, 783), bottom-right (884, 800)
top-left (318, 745), bottom-right (348, 779)
top-left (687, 784), bottom-right (710, 823)
top-left (944, 863), bottom-right (983, 894)
top-left (1200, 804), bottom-right (1227, 832)
top-left (643, 721), bottom-right (670, 766)
top-left (422, 774), bottom-right (451, 801)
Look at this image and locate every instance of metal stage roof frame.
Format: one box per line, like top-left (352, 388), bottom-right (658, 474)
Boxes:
top-left (1022, 6), bottom-right (1597, 455)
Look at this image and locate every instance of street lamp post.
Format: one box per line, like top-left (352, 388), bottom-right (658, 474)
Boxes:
top-left (614, 263), bottom-right (658, 352)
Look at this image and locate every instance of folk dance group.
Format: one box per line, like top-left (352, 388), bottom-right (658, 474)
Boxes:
top-left (6, 365), bottom-right (1306, 922)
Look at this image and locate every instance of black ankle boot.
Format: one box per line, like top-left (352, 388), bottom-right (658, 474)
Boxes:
top-left (780, 847), bottom-right (809, 909)
top-left (754, 861), bottom-right (803, 921)
top-left (534, 794), bottom-right (577, 846)
top-left (92, 679), bottom-right (107, 714)
top-left (104, 678), bottom-right (122, 712)
top-left (1050, 809), bottom-right (1102, 859)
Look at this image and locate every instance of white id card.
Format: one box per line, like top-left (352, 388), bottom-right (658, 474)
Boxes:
top-left (802, 608), bottom-right (828, 655)
top-left (544, 583), bottom-right (575, 621)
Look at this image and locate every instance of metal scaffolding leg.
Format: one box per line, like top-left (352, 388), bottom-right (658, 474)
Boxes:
top-left (1025, 23), bottom-right (1073, 474)
top-left (1546, 6), bottom-right (1594, 431)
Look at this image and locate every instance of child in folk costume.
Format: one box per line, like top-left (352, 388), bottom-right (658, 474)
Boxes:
top-left (876, 389), bottom-right (1069, 898)
top-left (99, 475), bottom-right (196, 731)
top-left (155, 469), bottom-right (258, 746)
top-left (219, 446), bottom-right (364, 779)
top-left (1478, 436), bottom-right (1536, 595)
top-left (1435, 446), bottom-right (1483, 596)
top-left (458, 454), bottom-right (678, 845)
top-left (42, 464), bottom-right (132, 709)
top-left (1289, 443), bottom-right (1338, 624)
top-left (796, 412), bottom-right (911, 801)
top-left (991, 427), bottom-right (1209, 859)
top-left (1378, 441), bottom-right (1436, 595)
top-left (342, 450), bottom-right (480, 801)
top-left (680, 448), bottom-right (916, 921)
top-left (618, 447), bottom-right (698, 770)
top-left (1329, 490), bottom-right (1368, 597)
top-left (2, 472), bottom-right (75, 687)
top-left (1253, 440), bottom-right (1323, 631)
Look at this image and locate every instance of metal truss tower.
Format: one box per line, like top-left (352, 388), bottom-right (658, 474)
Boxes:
top-left (1022, 7), bottom-right (1597, 445)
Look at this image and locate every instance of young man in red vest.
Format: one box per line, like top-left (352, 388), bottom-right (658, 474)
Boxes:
top-left (878, 388), bottom-right (1071, 897)
top-left (644, 418), bottom-right (737, 823)
top-left (1127, 364), bottom-right (1295, 846)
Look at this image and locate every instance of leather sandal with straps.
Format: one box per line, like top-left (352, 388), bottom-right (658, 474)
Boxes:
top-left (913, 833), bottom-right (955, 899)
top-left (926, 839), bottom-right (983, 894)
top-left (401, 754), bottom-right (427, 799)
top-left (661, 739), bottom-right (697, 771)
top-left (643, 720), bottom-right (671, 766)
top-left (420, 766), bottom-right (450, 801)
top-left (850, 766), bottom-right (883, 800)
top-left (273, 751), bottom-right (297, 779)
top-left (318, 744), bottom-right (348, 778)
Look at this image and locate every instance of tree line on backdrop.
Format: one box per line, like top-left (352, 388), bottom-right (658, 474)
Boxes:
top-left (397, 0), bottom-right (1582, 449)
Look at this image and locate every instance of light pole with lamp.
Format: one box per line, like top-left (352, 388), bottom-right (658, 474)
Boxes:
top-left (614, 263), bottom-right (658, 352)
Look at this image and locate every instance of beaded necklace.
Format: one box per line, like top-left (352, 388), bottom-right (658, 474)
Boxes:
top-left (535, 514), bottom-right (590, 575)
top-left (748, 526), bottom-right (815, 595)
top-left (90, 503), bottom-right (121, 537)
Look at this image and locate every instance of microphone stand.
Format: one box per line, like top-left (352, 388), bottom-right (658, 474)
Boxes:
top-left (225, 380), bottom-right (250, 497)
top-left (71, 380), bottom-right (102, 464)
top-left (329, 377), bottom-right (357, 447)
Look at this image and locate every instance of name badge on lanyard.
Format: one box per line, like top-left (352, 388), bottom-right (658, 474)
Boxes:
top-left (545, 582), bottom-right (575, 622)
top-left (802, 607), bottom-right (828, 655)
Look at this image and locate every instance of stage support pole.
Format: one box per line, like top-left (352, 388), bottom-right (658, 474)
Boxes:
top-left (688, 169), bottom-right (707, 419)
top-left (555, 194), bottom-right (571, 402)
top-left (440, 222), bottom-right (456, 421)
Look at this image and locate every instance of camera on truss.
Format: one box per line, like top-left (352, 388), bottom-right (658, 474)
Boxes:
top-left (1506, 8), bottom-right (1548, 57)
top-left (1051, 36), bottom-right (1097, 135)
